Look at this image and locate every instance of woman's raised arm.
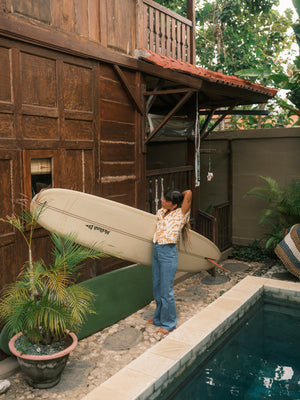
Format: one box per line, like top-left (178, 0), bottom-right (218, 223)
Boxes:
top-left (181, 190), bottom-right (192, 215)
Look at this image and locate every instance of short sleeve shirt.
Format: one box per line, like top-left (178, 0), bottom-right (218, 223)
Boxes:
top-left (153, 208), bottom-right (190, 244)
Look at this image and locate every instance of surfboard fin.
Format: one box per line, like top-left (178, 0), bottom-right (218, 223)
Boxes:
top-left (206, 258), bottom-right (230, 272)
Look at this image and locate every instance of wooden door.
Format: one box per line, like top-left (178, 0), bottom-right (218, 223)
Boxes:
top-left (0, 151), bottom-right (23, 288)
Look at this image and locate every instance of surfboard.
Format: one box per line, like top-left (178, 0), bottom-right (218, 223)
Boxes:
top-left (31, 188), bottom-right (221, 273)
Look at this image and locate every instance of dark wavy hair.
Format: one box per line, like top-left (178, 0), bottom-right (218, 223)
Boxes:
top-left (164, 190), bottom-right (184, 208)
top-left (164, 190), bottom-right (191, 246)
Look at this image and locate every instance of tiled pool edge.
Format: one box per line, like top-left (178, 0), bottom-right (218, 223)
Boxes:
top-left (81, 277), bottom-right (300, 400)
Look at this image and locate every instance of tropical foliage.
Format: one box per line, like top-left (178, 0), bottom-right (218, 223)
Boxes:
top-left (155, 0), bottom-right (297, 127)
top-left (229, 240), bottom-right (277, 262)
top-left (235, 0), bottom-right (300, 123)
top-left (0, 204), bottom-right (105, 345)
top-left (195, 0), bottom-right (293, 76)
top-left (156, 0), bottom-right (294, 75)
top-left (246, 176), bottom-right (300, 248)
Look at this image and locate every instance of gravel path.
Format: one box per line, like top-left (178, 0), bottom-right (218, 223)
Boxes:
top-left (1, 259), bottom-right (296, 400)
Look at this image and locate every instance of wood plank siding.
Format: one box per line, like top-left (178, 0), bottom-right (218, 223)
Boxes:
top-left (0, 1), bottom-right (196, 288)
top-left (0, 36), bottom-right (145, 287)
top-left (0, 0), bottom-right (194, 62)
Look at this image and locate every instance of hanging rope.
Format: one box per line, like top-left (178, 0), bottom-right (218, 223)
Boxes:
top-left (195, 94), bottom-right (201, 187)
top-left (160, 177), bottom-right (164, 207)
top-left (155, 178), bottom-right (159, 213)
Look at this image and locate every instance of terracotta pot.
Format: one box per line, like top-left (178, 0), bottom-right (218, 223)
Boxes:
top-left (9, 331), bottom-right (78, 389)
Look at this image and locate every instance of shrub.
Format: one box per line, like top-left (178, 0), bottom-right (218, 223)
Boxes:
top-left (229, 240), bottom-right (278, 263)
top-left (246, 176), bottom-right (300, 248)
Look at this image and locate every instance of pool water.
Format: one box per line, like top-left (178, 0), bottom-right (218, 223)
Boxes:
top-left (160, 298), bottom-right (300, 400)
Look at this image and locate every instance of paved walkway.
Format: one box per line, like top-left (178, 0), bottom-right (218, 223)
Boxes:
top-left (0, 260), bottom-right (296, 400)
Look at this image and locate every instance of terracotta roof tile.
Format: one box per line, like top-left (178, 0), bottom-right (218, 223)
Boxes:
top-left (137, 49), bottom-right (277, 98)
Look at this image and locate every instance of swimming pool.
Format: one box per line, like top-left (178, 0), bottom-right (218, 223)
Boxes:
top-left (81, 277), bottom-right (300, 400)
top-left (158, 296), bottom-right (300, 399)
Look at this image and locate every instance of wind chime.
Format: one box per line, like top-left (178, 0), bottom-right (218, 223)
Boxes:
top-left (195, 95), bottom-right (214, 185)
top-left (154, 178), bottom-right (159, 213)
top-left (154, 177), bottom-right (165, 213)
top-left (207, 151), bottom-right (214, 182)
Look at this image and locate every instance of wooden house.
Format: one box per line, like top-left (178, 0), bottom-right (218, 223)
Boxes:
top-left (0, 0), bottom-right (277, 289)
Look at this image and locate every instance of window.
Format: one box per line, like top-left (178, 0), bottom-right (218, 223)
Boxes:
top-left (23, 150), bottom-right (58, 201)
top-left (31, 158), bottom-right (52, 196)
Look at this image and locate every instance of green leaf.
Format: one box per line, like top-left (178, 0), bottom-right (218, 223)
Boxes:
top-left (235, 68), bottom-right (270, 77)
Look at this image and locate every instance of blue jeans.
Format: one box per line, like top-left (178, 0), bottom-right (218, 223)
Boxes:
top-left (152, 243), bottom-right (178, 331)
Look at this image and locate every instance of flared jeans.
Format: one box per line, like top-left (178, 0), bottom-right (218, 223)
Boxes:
top-left (152, 243), bottom-right (178, 331)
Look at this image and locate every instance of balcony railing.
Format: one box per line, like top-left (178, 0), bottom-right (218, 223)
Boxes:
top-left (140, 0), bottom-right (194, 63)
top-left (146, 165), bottom-right (193, 214)
top-left (146, 166), bottom-right (232, 251)
top-left (213, 201), bottom-right (232, 251)
top-left (196, 201), bottom-right (232, 251)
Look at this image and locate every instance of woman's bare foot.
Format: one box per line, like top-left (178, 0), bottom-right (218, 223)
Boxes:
top-left (158, 327), bottom-right (169, 334)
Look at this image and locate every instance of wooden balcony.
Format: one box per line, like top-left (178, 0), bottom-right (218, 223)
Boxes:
top-left (0, 0), bottom-right (195, 62)
top-left (138, 0), bottom-right (195, 63)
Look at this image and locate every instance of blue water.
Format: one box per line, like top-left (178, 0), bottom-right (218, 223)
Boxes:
top-left (160, 299), bottom-right (300, 400)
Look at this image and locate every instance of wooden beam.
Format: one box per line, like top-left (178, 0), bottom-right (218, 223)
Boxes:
top-left (0, 15), bottom-right (205, 90)
top-left (146, 79), bottom-right (163, 113)
top-left (201, 104), bottom-right (237, 140)
top-left (200, 149), bottom-right (229, 154)
top-left (186, 0), bottom-right (196, 64)
top-left (113, 65), bottom-right (144, 115)
top-left (145, 90), bottom-right (194, 144)
top-left (200, 108), bottom-right (216, 135)
top-left (136, 0), bottom-right (145, 50)
top-left (145, 87), bottom-right (194, 96)
top-left (199, 109), bottom-right (270, 116)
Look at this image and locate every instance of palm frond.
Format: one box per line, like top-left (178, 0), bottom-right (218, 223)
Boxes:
top-left (51, 232), bottom-right (105, 274)
top-left (0, 208), bottom-right (104, 344)
top-left (246, 177), bottom-right (300, 249)
top-left (41, 268), bottom-right (74, 303)
top-left (64, 285), bottom-right (96, 328)
top-left (35, 301), bottom-right (69, 338)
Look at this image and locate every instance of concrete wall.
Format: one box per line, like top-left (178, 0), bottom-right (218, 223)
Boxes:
top-left (198, 139), bottom-right (229, 212)
top-left (199, 128), bottom-right (300, 245)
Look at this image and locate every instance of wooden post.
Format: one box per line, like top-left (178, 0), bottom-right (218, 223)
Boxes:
top-left (136, 0), bottom-right (145, 50)
top-left (228, 140), bottom-right (233, 246)
top-left (186, 0), bottom-right (196, 64)
top-left (136, 72), bottom-right (147, 210)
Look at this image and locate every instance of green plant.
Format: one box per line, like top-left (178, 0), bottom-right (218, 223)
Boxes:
top-left (246, 176), bottom-right (300, 248)
top-left (0, 203), bottom-right (105, 346)
top-left (229, 240), bottom-right (277, 262)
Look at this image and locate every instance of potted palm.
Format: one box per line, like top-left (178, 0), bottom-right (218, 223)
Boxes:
top-left (0, 202), bottom-right (104, 388)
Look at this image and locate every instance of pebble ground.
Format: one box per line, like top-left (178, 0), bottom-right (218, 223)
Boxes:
top-left (1, 259), bottom-right (294, 400)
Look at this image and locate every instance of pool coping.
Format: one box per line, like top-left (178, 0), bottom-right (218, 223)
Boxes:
top-left (81, 276), bottom-right (300, 400)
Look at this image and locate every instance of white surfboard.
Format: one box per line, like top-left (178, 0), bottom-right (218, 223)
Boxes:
top-left (31, 189), bottom-right (221, 272)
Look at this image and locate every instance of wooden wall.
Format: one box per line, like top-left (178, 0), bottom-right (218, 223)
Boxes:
top-left (99, 64), bottom-right (138, 205)
top-left (0, 36), bottom-right (144, 288)
top-left (1, 0), bottom-right (136, 55)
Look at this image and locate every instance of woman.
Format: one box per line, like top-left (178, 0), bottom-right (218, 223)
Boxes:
top-left (148, 189), bottom-right (192, 334)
